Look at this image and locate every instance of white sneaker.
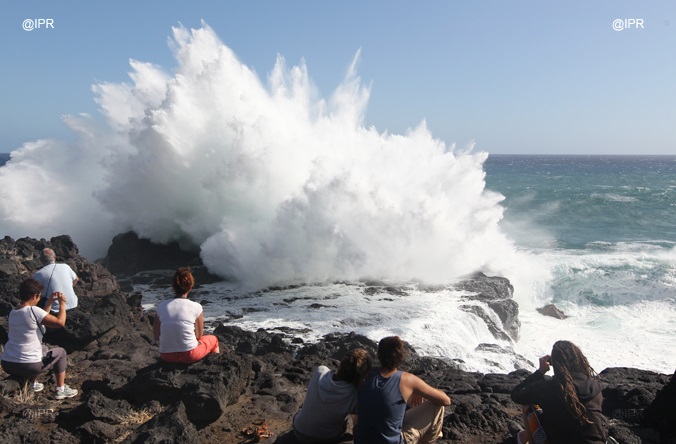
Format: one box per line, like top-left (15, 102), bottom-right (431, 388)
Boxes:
top-left (32, 381), bottom-right (44, 392)
top-left (54, 385), bottom-right (78, 400)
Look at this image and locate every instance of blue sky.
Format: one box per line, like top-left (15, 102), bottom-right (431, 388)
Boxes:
top-left (1, 1), bottom-right (674, 154)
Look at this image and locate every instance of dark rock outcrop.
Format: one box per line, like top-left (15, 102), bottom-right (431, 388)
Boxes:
top-left (0, 235), bottom-right (137, 352)
top-left (123, 402), bottom-right (198, 444)
top-left (537, 304), bottom-right (568, 319)
top-left (459, 304), bottom-right (512, 342)
top-left (102, 232), bottom-right (201, 275)
top-left (455, 272), bottom-right (520, 341)
top-left (360, 272), bottom-right (520, 343)
top-left (122, 352), bottom-right (253, 426)
top-left (600, 367), bottom-right (673, 442)
top-left (642, 371), bottom-right (676, 441)
top-left (101, 232), bottom-right (223, 293)
top-left (1, 235), bottom-right (673, 443)
top-left (601, 367), bottom-right (671, 424)
top-left (0, 235), bottom-right (117, 304)
top-left (58, 390), bottom-right (133, 441)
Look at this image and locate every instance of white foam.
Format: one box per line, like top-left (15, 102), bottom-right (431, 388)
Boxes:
top-left (0, 23), bottom-right (534, 289)
top-left (590, 193), bottom-right (637, 203)
top-left (139, 274), bottom-right (674, 374)
top-left (525, 245), bottom-right (676, 307)
top-left (516, 301), bottom-right (676, 374)
top-left (142, 281), bottom-right (524, 372)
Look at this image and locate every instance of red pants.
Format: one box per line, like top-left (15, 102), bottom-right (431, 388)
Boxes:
top-left (160, 335), bottom-right (220, 364)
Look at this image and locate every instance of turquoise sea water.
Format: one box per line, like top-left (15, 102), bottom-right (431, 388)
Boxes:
top-left (485, 155), bottom-right (676, 250)
top-left (482, 155), bottom-right (676, 309)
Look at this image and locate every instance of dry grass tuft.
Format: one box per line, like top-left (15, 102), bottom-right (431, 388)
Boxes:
top-left (116, 407), bottom-right (156, 426)
top-left (112, 408), bottom-right (157, 443)
top-left (13, 382), bottom-right (36, 404)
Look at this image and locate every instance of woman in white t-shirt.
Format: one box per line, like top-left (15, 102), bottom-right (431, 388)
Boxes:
top-left (1, 278), bottom-right (78, 399)
top-left (153, 268), bottom-right (220, 364)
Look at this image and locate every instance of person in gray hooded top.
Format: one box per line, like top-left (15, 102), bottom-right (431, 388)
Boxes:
top-left (293, 348), bottom-right (372, 443)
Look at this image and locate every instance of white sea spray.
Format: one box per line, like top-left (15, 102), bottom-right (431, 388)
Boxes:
top-left (0, 23), bottom-right (537, 290)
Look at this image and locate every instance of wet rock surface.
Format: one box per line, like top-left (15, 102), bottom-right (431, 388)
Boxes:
top-left (536, 303), bottom-right (569, 319)
top-left (455, 272), bottom-right (521, 341)
top-left (102, 232), bottom-right (222, 288)
top-left (1, 235), bottom-right (674, 443)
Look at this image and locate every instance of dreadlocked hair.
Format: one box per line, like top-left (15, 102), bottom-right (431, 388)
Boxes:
top-left (550, 340), bottom-right (598, 425)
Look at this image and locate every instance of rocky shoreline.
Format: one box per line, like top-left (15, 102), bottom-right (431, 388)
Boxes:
top-left (1, 235), bottom-right (674, 443)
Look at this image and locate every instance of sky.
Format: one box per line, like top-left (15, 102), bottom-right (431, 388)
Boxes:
top-left (1, 1), bottom-right (675, 155)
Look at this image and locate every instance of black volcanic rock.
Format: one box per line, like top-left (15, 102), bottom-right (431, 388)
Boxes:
top-left (455, 272), bottom-right (521, 341)
top-left (42, 290), bottom-right (146, 353)
top-left (600, 367), bottom-right (671, 424)
top-left (0, 235), bottom-right (115, 303)
top-left (0, 235), bottom-right (141, 353)
top-left (123, 402), bottom-right (198, 444)
top-left (460, 304), bottom-right (512, 342)
top-left (214, 325), bottom-right (292, 356)
top-left (102, 232), bottom-right (201, 275)
top-left (599, 367), bottom-right (674, 443)
top-left (642, 371), bottom-right (676, 441)
top-left (122, 352), bottom-right (253, 426)
top-left (58, 390), bottom-right (132, 430)
top-left (1, 236), bottom-right (673, 443)
top-left (537, 304), bottom-right (568, 319)
top-left (295, 331), bottom-right (378, 362)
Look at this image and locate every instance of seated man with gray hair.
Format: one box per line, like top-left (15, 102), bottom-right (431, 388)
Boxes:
top-left (33, 248), bottom-right (79, 311)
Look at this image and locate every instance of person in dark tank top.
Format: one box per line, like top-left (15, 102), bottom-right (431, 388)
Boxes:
top-left (355, 336), bottom-right (451, 444)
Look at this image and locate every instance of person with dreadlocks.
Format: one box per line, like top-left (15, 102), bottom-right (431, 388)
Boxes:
top-left (510, 340), bottom-right (607, 444)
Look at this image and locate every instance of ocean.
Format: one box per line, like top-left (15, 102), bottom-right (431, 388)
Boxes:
top-left (125, 154), bottom-right (673, 375)
top-left (0, 25), bottom-right (673, 375)
top-left (6, 151), bottom-right (671, 374)
top-left (483, 155), bottom-right (676, 374)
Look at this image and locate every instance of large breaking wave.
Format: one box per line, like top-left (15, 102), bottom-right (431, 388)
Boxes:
top-left (0, 24), bottom-right (529, 288)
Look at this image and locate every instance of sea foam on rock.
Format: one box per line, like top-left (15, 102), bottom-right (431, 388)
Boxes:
top-left (0, 235), bottom-right (674, 443)
top-left (455, 272), bottom-right (520, 341)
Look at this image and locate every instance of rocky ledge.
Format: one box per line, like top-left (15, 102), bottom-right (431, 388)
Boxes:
top-left (0, 235), bottom-right (674, 444)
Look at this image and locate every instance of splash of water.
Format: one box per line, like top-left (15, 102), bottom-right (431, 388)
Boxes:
top-left (0, 23), bottom-right (530, 288)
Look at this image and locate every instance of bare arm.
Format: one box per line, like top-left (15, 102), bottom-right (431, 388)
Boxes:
top-left (43, 291), bottom-right (56, 312)
top-left (351, 414), bottom-right (358, 432)
top-left (401, 372), bottom-right (451, 407)
top-left (40, 292), bottom-right (66, 328)
top-left (195, 312), bottom-right (204, 340)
